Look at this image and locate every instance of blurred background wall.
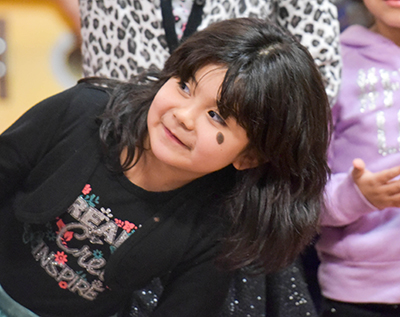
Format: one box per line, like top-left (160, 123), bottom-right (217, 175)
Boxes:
top-left (0, 0), bottom-right (80, 133)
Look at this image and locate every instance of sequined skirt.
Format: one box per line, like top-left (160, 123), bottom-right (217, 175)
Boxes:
top-left (128, 257), bottom-right (319, 317)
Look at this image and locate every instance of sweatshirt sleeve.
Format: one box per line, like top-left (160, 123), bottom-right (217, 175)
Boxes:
top-left (0, 88), bottom-right (74, 202)
top-left (0, 83), bottom-right (106, 204)
top-left (274, 0), bottom-right (341, 104)
top-left (320, 171), bottom-right (377, 227)
top-left (319, 93), bottom-right (377, 227)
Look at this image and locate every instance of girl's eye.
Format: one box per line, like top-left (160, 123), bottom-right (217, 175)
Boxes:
top-left (179, 81), bottom-right (190, 94)
top-left (208, 110), bottom-right (226, 125)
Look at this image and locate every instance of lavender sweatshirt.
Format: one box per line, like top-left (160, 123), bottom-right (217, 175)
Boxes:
top-left (316, 25), bottom-right (400, 304)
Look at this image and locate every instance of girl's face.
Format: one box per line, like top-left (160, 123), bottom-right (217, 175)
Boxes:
top-left (146, 64), bottom-right (254, 181)
top-left (364, 0), bottom-right (400, 41)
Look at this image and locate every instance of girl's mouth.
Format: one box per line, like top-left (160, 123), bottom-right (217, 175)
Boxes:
top-left (164, 126), bottom-right (191, 149)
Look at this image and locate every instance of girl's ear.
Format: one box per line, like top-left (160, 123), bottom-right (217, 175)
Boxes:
top-left (232, 151), bottom-right (259, 170)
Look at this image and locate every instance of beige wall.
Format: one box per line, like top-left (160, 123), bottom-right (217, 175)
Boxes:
top-left (0, 0), bottom-right (80, 133)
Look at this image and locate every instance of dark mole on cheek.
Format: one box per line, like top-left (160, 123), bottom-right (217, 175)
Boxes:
top-left (216, 132), bottom-right (224, 145)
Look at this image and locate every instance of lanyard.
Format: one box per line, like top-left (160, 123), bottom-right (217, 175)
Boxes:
top-left (160, 0), bottom-right (206, 53)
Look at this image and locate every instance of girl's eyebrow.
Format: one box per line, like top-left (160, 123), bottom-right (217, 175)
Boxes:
top-left (190, 66), bottom-right (227, 97)
top-left (196, 66), bottom-right (226, 83)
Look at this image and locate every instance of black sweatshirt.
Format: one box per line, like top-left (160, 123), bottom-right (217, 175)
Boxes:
top-left (0, 82), bottom-right (234, 317)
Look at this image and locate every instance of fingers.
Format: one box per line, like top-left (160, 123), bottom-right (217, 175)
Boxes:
top-left (374, 190), bottom-right (400, 209)
top-left (385, 192), bottom-right (400, 208)
top-left (352, 158), bottom-right (366, 181)
top-left (375, 164), bottom-right (400, 184)
top-left (353, 158), bottom-right (400, 184)
top-left (382, 180), bottom-right (400, 196)
top-left (350, 159), bottom-right (400, 209)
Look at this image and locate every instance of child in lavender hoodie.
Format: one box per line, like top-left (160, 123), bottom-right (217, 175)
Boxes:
top-left (316, 0), bottom-right (400, 316)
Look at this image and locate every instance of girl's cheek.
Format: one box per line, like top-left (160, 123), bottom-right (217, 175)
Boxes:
top-left (216, 132), bottom-right (224, 145)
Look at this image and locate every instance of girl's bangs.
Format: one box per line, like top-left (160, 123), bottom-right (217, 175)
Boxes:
top-left (219, 66), bottom-right (265, 134)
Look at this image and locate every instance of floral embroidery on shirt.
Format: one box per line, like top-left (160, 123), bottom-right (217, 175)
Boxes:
top-left (82, 184), bottom-right (92, 195)
top-left (24, 184), bottom-right (141, 301)
top-left (93, 250), bottom-right (103, 259)
top-left (82, 193), bottom-right (100, 207)
top-left (54, 251), bottom-right (68, 265)
top-left (76, 270), bottom-right (88, 281)
top-left (56, 218), bottom-right (73, 246)
top-left (45, 231), bottom-right (57, 241)
top-left (81, 183), bottom-right (100, 206)
top-left (100, 207), bottom-right (113, 220)
top-left (114, 218), bottom-right (138, 233)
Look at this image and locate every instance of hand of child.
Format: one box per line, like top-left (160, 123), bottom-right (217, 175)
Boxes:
top-left (352, 158), bottom-right (400, 210)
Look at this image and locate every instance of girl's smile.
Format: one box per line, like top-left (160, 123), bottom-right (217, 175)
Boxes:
top-left (162, 124), bottom-right (191, 149)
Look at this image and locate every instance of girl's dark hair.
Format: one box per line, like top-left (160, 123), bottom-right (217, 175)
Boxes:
top-left (94, 18), bottom-right (331, 273)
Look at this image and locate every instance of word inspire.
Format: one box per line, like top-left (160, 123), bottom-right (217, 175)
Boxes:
top-left (26, 195), bottom-right (136, 301)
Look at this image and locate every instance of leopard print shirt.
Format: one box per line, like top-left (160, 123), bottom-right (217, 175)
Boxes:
top-left (79, 0), bottom-right (341, 103)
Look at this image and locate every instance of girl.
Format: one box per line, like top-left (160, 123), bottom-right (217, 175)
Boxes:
top-left (0, 18), bottom-right (330, 316)
top-left (316, 0), bottom-right (400, 316)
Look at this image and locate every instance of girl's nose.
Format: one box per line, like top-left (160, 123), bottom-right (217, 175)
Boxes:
top-left (173, 107), bottom-right (196, 131)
